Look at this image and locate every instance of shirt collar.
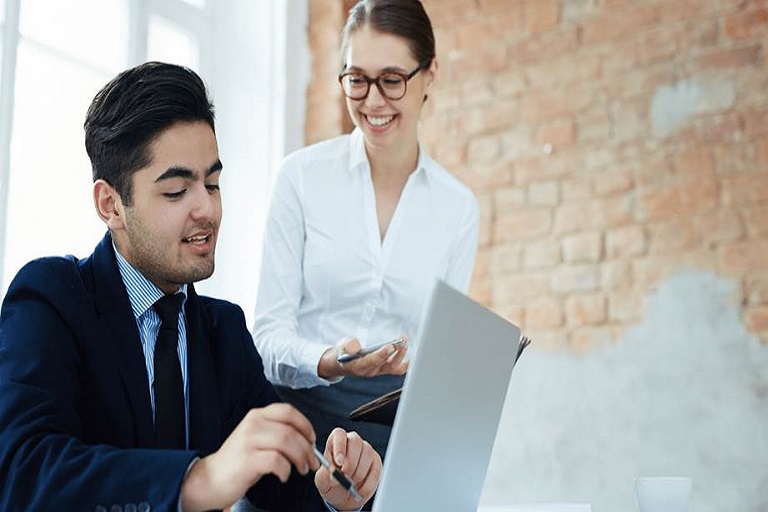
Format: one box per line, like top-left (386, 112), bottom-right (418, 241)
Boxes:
top-left (348, 127), bottom-right (429, 180)
top-left (113, 242), bottom-right (188, 320)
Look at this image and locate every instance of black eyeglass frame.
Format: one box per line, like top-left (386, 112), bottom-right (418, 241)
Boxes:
top-left (338, 64), bottom-right (425, 101)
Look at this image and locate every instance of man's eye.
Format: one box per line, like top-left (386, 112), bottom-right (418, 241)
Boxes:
top-left (163, 190), bottom-right (185, 199)
top-left (206, 184), bottom-right (220, 193)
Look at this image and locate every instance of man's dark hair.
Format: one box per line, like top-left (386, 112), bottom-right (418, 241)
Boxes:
top-left (342, 0), bottom-right (436, 69)
top-left (84, 61), bottom-right (215, 205)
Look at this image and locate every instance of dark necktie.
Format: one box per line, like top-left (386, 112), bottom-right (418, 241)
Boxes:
top-left (153, 293), bottom-right (185, 449)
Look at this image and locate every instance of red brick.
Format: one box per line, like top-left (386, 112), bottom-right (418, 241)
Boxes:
top-left (554, 201), bottom-right (603, 234)
top-left (461, 100), bottom-right (520, 137)
top-left (608, 292), bottom-right (644, 323)
top-left (561, 178), bottom-right (593, 201)
top-left (528, 181), bottom-right (560, 206)
top-left (570, 326), bottom-right (621, 352)
top-left (459, 158), bottom-right (514, 190)
top-left (713, 142), bottom-right (759, 175)
top-left (551, 265), bottom-right (600, 293)
top-left (724, 8), bottom-right (768, 40)
top-left (523, 239), bottom-right (562, 269)
top-left (565, 294), bottom-right (607, 326)
top-left (469, 277), bottom-right (492, 304)
top-left (638, 180), bottom-right (719, 221)
top-left (647, 219), bottom-right (696, 254)
top-left (562, 232), bottom-right (603, 263)
top-left (525, 297), bottom-right (564, 328)
top-left (743, 204), bottom-right (768, 237)
top-left (495, 185), bottom-right (526, 212)
top-left (636, 27), bottom-right (679, 65)
top-left (693, 44), bottom-right (762, 71)
top-left (494, 207), bottom-right (553, 242)
top-left (425, 0), bottom-right (480, 27)
top-left (718, 240), bottom-right (768, 273)
top-left (491, 70), bottom-right (527, 98)
top-left (672, 147), bottom-right (715, 181)
top-left (580, 6), bottom-right (660, 45)
top-left (745, 306), bottom-right (768, 332)
top-left (535, 118), bottom-right (576, 147)
top-left (447, 44), bottom-right (508, 78)
top-left (521, 88), bottom-right (594, 122)
top-left (601, 260), bottom-right (633, 289)
top-left (693, 210), bottom-right (745, 247)
top-left (576, 109), bottom-right (612, 143)
top-left (594, 170), bottom-right (634, 196)
top-left (508, 28), bottom-right (579, 65)
top-left (493, 273), bottom-right (551, 302)
top-left (473, 247), bottom-right (490, 276)
top-left (514, 154), bottom-right (572, 185)
top-left (488, 243), bottom-right (523, 273)
top-left (466, 134), bottom-right (501, 163)
top-left (478, 0), bottom-right (518, 16)
top-left (525, 54), bottom-right (601, 89)
top-left (525, 0), bottom-right (561, 34)
top-left (606, 225), bottom-right (647, 259)
top-left (745, 272), bottom-right (768, 305)
top-left (721, 173), bottom-right (768, 206)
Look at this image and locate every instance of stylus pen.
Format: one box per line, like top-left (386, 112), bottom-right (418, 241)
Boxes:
top-left (313, 446), bottom-right (362, 502)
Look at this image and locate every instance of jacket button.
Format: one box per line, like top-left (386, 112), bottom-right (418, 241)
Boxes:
top-left (138, 502), bottom-right (151, 512)
top-left (124, 504), bottom-right (137, 512)
top-left (110, 506), bottom-right (123, 512)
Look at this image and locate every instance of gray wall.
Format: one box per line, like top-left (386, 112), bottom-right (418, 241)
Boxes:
top-left (482, 269), bottom-right (768, 512)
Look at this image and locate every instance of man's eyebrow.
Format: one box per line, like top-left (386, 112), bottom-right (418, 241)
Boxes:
top-left (154, 159), bottom-right (222, 182)
top-left (155, 167), bottom-right (194, 182)
top-left (207, 159), bottom-right (223, 177)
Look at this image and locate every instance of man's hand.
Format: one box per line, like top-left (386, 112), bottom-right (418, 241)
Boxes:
top-left (315, 428), bottom-right (382, 510)
top-left (180, 403), bottom-right (319, 512)
top-left (318, 336), bottom-right (409, 380)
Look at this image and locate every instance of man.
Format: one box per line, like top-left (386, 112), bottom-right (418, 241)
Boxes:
top-left (0, 62), bottom-right (380, 511)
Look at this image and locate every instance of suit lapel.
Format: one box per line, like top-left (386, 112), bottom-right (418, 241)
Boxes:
top-left (185, 286), bottom-right (222, 454)
top-left (91, 234), bottom-right (155, 447)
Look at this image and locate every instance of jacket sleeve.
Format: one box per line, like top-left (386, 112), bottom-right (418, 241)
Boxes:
top-left (211, 301), bottom-right (326, 511)
top-left (0, 259), bottom-right (197, 512)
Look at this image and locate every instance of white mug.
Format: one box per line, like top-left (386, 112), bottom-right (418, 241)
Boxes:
top-left (634, 477), bottom-right (692, 512)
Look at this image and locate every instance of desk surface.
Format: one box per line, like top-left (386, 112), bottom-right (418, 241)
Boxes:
top-left (478, 504), bottom-right (592, 512)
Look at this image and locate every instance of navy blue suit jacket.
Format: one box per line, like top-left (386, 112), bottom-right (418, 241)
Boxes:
top-left (0, 233), bottom-right (324, 511)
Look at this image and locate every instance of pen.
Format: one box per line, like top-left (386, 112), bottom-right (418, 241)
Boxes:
top-left (313, 445), bottom-right (362, 502)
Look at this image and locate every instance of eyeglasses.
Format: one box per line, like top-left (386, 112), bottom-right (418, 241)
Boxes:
top-left (338, 64), bottom-right (424, 101)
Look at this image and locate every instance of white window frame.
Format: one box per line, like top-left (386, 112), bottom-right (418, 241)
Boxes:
top-left (0, 0), bottom-right (310, 327)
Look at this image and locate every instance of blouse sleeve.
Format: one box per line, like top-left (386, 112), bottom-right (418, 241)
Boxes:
top-left (252, 158), bottom-right (340, 389)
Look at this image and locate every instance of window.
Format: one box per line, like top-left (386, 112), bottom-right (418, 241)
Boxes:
top-left (0, 1), bottom-right (307, 325)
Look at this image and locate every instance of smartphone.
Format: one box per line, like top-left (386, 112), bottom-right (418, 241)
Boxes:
top-left (336, 337), bottom-right (406, 364)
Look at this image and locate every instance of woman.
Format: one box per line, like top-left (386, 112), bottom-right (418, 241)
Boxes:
top-left (253, 0), bottom-right (479, 460)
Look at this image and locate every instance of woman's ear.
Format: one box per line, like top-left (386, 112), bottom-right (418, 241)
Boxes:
top-left (423, 58), bottom-right (438, 104)
top-left (93, 179), bottom-right (125, 231)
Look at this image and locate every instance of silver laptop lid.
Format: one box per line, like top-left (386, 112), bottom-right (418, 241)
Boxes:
top-left (373, 280), bottom-right (522, 512)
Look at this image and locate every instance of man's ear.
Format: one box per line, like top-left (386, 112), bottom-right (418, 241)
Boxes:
top-left (93, 179), bottom-right (125, 231)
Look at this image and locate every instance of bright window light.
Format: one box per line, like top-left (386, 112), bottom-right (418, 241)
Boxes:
top-left (148, 15), bottom-right (199, 70)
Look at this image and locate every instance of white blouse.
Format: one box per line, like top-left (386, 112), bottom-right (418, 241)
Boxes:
top-left (253, 128), bottom-right (479, 389)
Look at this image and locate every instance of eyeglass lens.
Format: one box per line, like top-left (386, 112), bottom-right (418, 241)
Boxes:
top-left (341, 72), bottom-right (407, 100)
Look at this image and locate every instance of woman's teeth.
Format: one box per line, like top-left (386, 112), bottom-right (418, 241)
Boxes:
top-left (367, 115), bottom-right (394, 127)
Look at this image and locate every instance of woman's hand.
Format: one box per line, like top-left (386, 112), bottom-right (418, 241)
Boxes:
top-left (317, 336), bottom-right (409, 379)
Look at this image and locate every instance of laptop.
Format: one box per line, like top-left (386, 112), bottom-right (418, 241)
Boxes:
top-left (372, 280), bottom-right (525, 512)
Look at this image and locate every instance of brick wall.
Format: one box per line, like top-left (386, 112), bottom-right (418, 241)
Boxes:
top-left (305, 0), bottom-right (768, 350)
